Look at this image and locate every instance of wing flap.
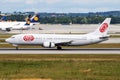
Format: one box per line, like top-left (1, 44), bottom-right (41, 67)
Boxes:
top-left (54, 40), bottom-right (73, 46)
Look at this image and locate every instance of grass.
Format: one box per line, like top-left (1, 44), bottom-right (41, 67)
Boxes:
top-left (67, 43), bottom-right (120, 48)
top-left (0, 43), bottom-right (120, 48)
top-left (0, 39), bottom-right (5, 42)
top-left (110, 35), bottom-right (120, 38)
top-left (0, 54), bottom-right (120, 80)
top-left (0, 34), bottom-right (12, 38)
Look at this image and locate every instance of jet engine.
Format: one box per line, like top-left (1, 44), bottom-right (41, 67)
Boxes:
top-left (6, 28), bottom-right (11, 32)
top-left (0, 28), bottom-right (11, 32)
top-left (43, 42), bottom-right (55, 48)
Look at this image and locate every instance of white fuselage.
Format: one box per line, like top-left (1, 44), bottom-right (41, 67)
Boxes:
top-left (6, 34), bottom-right (107, 46)
top-left (0, 22), bottom-right (31, 31)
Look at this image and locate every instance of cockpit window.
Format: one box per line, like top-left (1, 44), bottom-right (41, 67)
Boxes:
top-left (11, 37), bottom-right (15, 38)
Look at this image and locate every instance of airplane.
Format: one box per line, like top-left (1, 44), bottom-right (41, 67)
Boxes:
top-left (6, 18), bottom-right (111, 50)
top-left (0, 14), bottom-right (39, 31)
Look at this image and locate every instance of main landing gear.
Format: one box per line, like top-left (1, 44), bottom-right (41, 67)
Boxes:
top-left (57, 46), bottom-right (62, 50)
top-left (16, 46), bottom-right (19, 50)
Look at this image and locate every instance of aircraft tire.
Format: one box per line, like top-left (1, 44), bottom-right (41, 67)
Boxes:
top-left (57, 46), bottom-right (62, 50)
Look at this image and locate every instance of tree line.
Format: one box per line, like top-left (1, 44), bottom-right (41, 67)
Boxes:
top-left (0, 15), bottom-right (120, 24)
top-left (39, 16), bottom-right (120, 24)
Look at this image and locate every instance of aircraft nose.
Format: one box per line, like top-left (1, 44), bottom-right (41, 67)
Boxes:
top-left (5, 38), bottom-right (11, 43)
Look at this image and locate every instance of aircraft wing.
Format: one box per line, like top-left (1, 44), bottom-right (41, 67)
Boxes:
top-left (54, 40), bottom-right (73, 45)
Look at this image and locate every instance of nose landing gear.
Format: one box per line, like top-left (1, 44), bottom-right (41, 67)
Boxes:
top-left (12, 44), bottom-right (19, 50)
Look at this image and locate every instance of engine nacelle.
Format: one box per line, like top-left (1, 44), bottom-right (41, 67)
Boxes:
top-left (1, 28), bottom-right (11, 32)
top-left (6, 28), bottom-right (11, 32)
top-left (43, 42), bottom-right (55, 48)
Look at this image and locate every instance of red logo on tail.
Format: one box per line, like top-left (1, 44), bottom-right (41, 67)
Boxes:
top-left (23, 35), bottom-right (34, 41)
top-left (99, 23), bottom-right (108, 33)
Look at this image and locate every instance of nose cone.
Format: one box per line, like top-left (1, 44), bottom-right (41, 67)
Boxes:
top-left (5, 38), bottom-right (11, 43)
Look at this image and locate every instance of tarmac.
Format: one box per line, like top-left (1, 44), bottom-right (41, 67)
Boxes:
top-left (0, 48), bottom-right (120, 54)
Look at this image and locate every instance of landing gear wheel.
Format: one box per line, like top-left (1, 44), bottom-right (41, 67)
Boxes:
top-left (57, 46), bottom-right (62, 50)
